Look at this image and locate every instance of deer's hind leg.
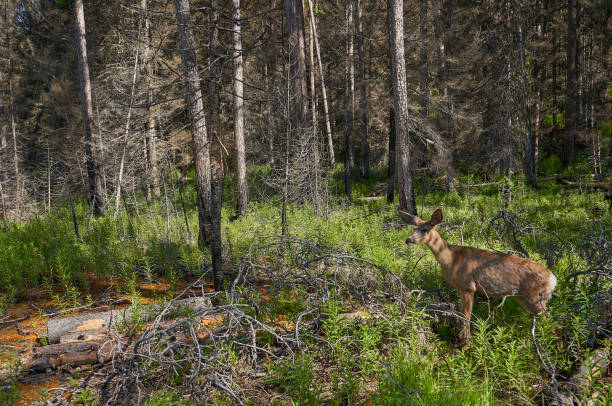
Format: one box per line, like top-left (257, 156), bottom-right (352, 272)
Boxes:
top-left (458, 289), bottom-right (475, 344)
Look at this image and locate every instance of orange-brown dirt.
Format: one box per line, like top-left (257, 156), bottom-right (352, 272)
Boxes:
top-left (0, 277), bottom-right (207, 405)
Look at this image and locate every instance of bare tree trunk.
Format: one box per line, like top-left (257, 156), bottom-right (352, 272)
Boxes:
top-left (307, 0), bottom-right (335, 167)
top-left (417, 0), bottom-right (428, 167)
top-left (386, 107), bottom-right (395, 203)
top-left (345, 0), bottom-right (355, 172)
top-left (517, 1), bottom-right (536, 186)
top-left (115, 33), bottom-right (140, 214)
top-left (74, 0), bottom-right (105, 216)
top-left (434, 0), bottom-right (454, 190)
top-left (356, 0), bottom-right (369, 179)
top-left (388, 0), bottom-right (417, 214)
top-left (209, 0), bottom-right (224, 291)
top-left (564, 0), bottom-right (578, 167)
top-left (283, 0), bottom-right (308, 131)
top-left (174, 0), bottom-right (212, 250)
top-left (142, 0), bottom-right (160, 198)
top-left (231, 0), bottom-right (248, 217)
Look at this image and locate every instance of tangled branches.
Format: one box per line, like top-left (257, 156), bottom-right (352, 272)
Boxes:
top-left (101, 236), bottom-right (411, 405)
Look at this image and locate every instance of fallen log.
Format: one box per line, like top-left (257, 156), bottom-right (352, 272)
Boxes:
top-left (25, 341), bottom-right (101, 373)
top-left (47, 296), bottom-right (212, 344)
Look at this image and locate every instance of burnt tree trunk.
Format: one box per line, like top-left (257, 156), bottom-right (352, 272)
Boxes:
top-left (74, 0), bottom-right (105, 216)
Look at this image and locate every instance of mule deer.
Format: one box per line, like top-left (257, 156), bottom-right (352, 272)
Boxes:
top-left (400, 209), bottom-right (556, 342)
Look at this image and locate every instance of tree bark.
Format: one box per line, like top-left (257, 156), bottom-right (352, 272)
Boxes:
top-left (345, 0), bottom-right (355, 171)
top-left (74, 0), bottom-right (106, 216)
top-left (209, 0), bottom-right (224, 291)
top-left (517, 1), bottom-right (536, 186)
top-left (356, 0), bottom-right (370, 179)
top-left (142, 0), bottom-right (160, 198)
top-left (564, 0), bottom-right (578, 167)
top-left (231, 0), bottom-right (248, 217)
top-left (417, 0), bottom-right (428, 167)
top-left (307, 0), bottom-right (335, 167)
top-left (388, 0), bottom-right (417, 214)
top-left (386, 107), bottom-right (396, 203)
top-left (174, 0), bottom-right (212, 250)
top-left (283, 0), bottom-right (308, 131)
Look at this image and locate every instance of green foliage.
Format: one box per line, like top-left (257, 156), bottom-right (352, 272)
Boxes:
top-left (599, 120), bottom-right (612, 138)
top-left (538, 155), bottom-right (563, 174)
top-left (271, 354), bottom-right (322, 405)
top-left (0, 168), bottom-right (610, 404)
top-left (145, 390), bottom-right (191, 406)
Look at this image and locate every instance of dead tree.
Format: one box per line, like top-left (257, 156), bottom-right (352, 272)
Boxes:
top-left (142, 0), bottom-right (160, 198)
top-left (209, 0), bottom-right (224, 290)
top-left (388, 0), bottom-right (417, 214)
top-left (74, 0), bottom-right (106, 216)
top-left (564, 0), bottom-right (578, 167)
top-left (356, 0), bottom-right (370, 179)
top-left (231, 0), bottom-right (249, 217)
top-left (307, 0), bottom-right (335, 167)
top-left (174, 0), bottom-right (212, 250)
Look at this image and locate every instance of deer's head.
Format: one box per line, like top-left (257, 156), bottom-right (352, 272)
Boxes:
top-left (400, 209), bottom-right (443, 245)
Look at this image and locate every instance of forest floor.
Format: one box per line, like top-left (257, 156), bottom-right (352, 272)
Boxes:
top-left (0, 167), bottom-right (610, 405)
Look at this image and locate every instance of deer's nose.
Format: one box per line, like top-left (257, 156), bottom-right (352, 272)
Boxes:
top-left (406, 238), bottom-right (413, 245)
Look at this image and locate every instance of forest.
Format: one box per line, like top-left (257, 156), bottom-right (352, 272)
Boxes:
top-left (0, 0), bottom-right (610, 404)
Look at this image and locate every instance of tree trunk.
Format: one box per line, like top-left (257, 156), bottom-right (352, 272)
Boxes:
top-left (74, 0), bottom-right (106, 216)
top-left (517, 1), bottom-right (536, 186)
top-left (388, 0), bottom-right (417, 214)
top-left (142, 0), bottom-right (160, 198)
top-left (356, 0), bottom-right (370, 179)
top-left (345, 0), bottom-right (355, 172)
top-left (174, 0), bottom-right (212, 250)
top-left (386, 107), bottom-right (396, 203)
top-left (114, 33), bottom-right (140, 214)
top-left (209, 0), bottom-right (224, 291)
top-left (231, 0), bottom-right (248, 217)
top-left (283, 0), bottom-right (308, 131)
top-left (564, 0), bottom-right (578, 167)
top-left (307, 0), bottom-right (335, 167)
top-left (435, 0), bottom-right (454, 190)
top-left (417, 0), bottom-right (428, 167)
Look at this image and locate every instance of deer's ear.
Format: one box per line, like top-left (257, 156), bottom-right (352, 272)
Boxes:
top-left (399, 211), bottom-right (419, 225)
top-left (430, 209), bottom-right (443, 225)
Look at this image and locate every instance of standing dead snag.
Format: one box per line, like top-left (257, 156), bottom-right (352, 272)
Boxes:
top-left (400, 209), bottom-right (557, 343)
top-left (209, 0), bottom-right (224, 290)
top-left (231, 0), bottom-right (249, 217)
top-left (174, 0), bottom-right (212, 249)
top-left (388, 0), bottom-right (416, 214)
top-left (74, 0), bottom-right (106, 216)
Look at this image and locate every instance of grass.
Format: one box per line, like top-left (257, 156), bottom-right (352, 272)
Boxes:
top-left (0, 164), bottom-right (610, 405)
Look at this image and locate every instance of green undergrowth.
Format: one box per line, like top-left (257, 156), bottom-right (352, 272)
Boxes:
top-left (0, 167), bottom-right (610, 404)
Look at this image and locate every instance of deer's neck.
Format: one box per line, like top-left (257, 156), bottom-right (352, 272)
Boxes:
top-left (425, 229), bottom-right (452, 269)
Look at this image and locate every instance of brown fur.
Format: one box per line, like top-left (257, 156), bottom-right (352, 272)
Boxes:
top-left (400, 209), bottom-right (557, 342)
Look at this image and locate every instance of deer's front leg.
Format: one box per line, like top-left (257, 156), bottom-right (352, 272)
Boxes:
top-left (458, 290), bottom-right (475, 344)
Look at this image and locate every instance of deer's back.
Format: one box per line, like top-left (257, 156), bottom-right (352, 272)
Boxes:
top-left (443, 246), bottom-right (552, 298)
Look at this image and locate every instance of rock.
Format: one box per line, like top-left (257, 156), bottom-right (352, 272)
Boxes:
top-left (47, 296), bottom-right (212, 344)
